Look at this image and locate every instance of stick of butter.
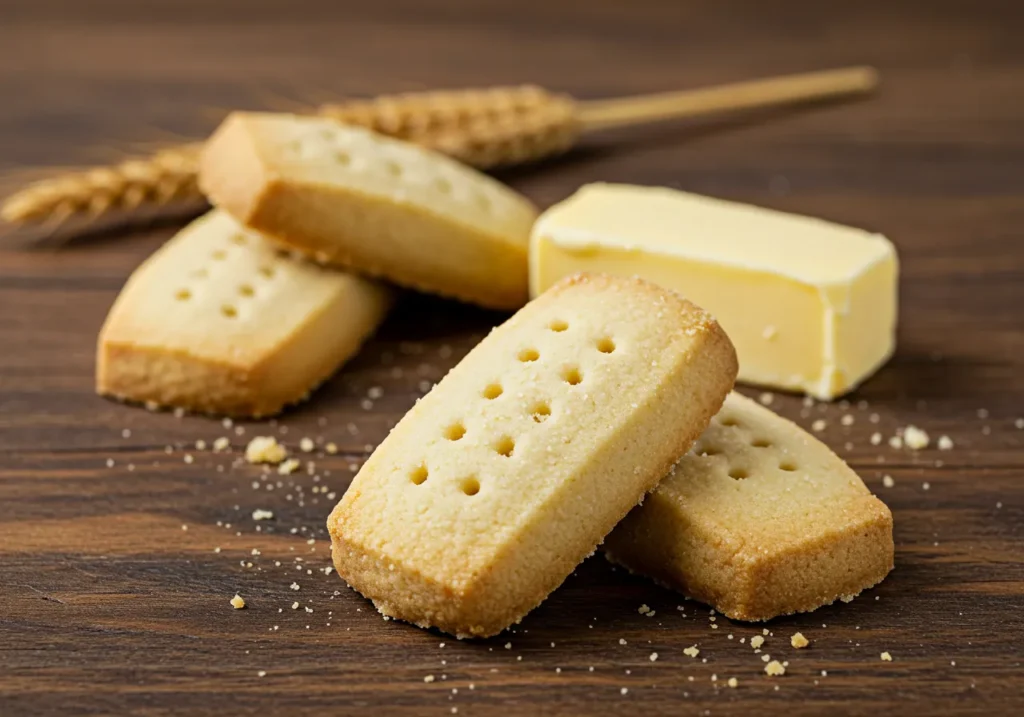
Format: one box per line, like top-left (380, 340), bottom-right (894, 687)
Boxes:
top-left (530, 183), bottom-right (898, 400)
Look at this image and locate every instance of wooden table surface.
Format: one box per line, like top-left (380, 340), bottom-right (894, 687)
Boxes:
top-left (2, 0), bottom-right (1022, 714)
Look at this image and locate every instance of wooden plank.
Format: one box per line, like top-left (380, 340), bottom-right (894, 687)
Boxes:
top-left (1, 0), bottom-right (1022, 714)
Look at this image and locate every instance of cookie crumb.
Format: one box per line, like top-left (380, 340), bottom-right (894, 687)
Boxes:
top-left (424, 675), bottom-right (435, 683)
top-left (326, 442), bottom-right (339, 454)
top-left (252, 509), bottom-right (274, 521)
top-left (759, 392), bottom-right (774, 406)
top-left (245, 436), bottom-right (287, 464)
top-left (938, 435), bottom-right (954, 450)
top-left (870, 432), bottom-right (882, 445)
top-left (727, 677), bottom-right (739, 688)
top-left (278, 458), bottom-right (301, 475)
top-left (649, 652), bottom-right (658, 662)
top-left (213, 437), bottom-right (230, 452)
top-left (683, 645), bottom-right (700, 658)
top-left (881, 651), bottom-right (893, 662)
top-left (230, 594), bottom-right (246, 609)
top-left (790, 632), bottom-right (809, 649)
top-left (812, 419), bottom-right (827, 432)
top-left (750, 635), bottom-right (765, 649)
top-left (883, 474), bottom-right (895, 488)
top-left (300, 437), bottom-right (315, 453)
top-left (904, 426), bottom-right (929, 450)
top-left (765, 660), bottom-right (786, 676)
top-left (889, 435), bottom-right (903, 449)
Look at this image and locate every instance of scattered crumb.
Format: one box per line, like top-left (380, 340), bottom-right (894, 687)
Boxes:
top-left (638, 604), bottom-right (650, 614)
top-left (977, 408), bottom-right (989, 419)
top-left (881, 651), bottom-right (893, 662)
top-left (649, 652), bottom-right (658, 662)
top-left (300, 437), bottom-right (315, 453)
top-left (904, 426), bottom-right (929, 450)
top-left (938, 435), bottom-right (954, 450)
top-left (245, 436), bottom-right (287, 464)
top-left (871, 432), bottom-right (882, 445)
top-left (326, 442), bottom-right (338, 454)
top-left (257, 670), bottom-right (266, 678)
top-left (791, 632), bottom-right (809, 649)
top-left (230, 594), bottom-right (246, 609)
top-left (889, 435), bottom-right (903, 449)
top-left (923, 482), bottom-right (931, 491)
top-left (619, 638), bottom-right (627, 645)
top-left (750, 635), bottom-right (765, 649)
top-left (424, 675), bottom-right (435, 683)
top-left (841, 415), bottom-right (855, 426)
top-left (278, 458), bottom-right (301, 475)
top-left (883, 475), bottom-right (895, 488)
top-left (290, 582), bottom-right (300, 591)
top-left (252, 509), bottom-right (274, 521)
top-left (683, 646), bottom-right (700, 658)
top-left (620, 687), bottom-right (628, 696)
top-left (727, 677), bottom-right (738, 688)
top-left (812, 419), bottom-right (827, 432)
top-left (213, 437), bottom-right (230, 452)
top-left (183, 453), bottom-right (194, 464)
top-left (759, 392), bottom-right (774, 406)
top-left (1016, 418), bottom-right (1024, 429)
top-left (765, 660), bottom-right (786, 676)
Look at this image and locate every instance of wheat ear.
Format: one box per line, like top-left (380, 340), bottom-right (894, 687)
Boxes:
top-left (2, 68), bottom-right (876, 228)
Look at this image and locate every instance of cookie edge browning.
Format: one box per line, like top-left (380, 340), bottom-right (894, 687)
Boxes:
top-left (96, 229), bottom-right (394, 418)
top-left (328, 272), bottom-right (738, 637)
top-left (604, 396), bottom-right (895, 621)
top-left (199, 112), bottom-right (534, 310)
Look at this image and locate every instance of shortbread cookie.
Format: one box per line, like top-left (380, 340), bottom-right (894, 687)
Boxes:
top-left (97, 210), bottom-right (392, 417)
top-left (604, 392), bottom-right (894, 620)
top-left (328, 273), bottom-right (737, 637)
top-left (199, 112), bottom-right (538, 310)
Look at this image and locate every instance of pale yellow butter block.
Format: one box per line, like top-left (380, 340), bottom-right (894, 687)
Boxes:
top-left (530, 183), bottom-right (899, 399)
top-left (97, 211), bottom-right (392, 417)
top-left (604, 392), bottom-right (894, 621)
top-left (200, 112), bottom-right (538, 310)
top-left (328, 273), bottom-right (738, 638)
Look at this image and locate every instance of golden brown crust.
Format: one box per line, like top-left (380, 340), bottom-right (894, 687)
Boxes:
top-left (96, 211), bottom-right (392, 418)
top-left (328, 272), bottom-right (737, 637)
top-left (604, 392), bottom-right (894, 620)
top-left (199, 112), bottom-right (538, 310)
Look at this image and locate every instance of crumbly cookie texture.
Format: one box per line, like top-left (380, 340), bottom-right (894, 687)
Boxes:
top-left (328, 273), bottom-right (737, 638)
top-left (200, 112), bottom-right (538, 310)
top-left (605, 391), bottom-right (894, 621)
top-left (96, 210), bottom-right (392, 418)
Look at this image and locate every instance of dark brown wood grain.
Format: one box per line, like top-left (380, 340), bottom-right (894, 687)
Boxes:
top-left (2, 0), bottom-right (1023, 714)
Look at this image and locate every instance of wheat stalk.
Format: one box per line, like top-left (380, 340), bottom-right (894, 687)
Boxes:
top-left (2, 68), bottom-right (877, 230)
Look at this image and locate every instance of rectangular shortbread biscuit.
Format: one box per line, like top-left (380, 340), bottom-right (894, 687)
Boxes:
top-left (604, 392), bottom-right (894, 620)
top-left (199, 112), bottom-right (538, 310)
top-left (328, 273), bottom-right (738, 637)
top-left (97, 210), bottom-right (392, 417)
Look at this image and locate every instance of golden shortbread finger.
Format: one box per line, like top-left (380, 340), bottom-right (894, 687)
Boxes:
top-left (328, 273), bottom-right (738, 638)
top-left (199, 112), bottom-right (538, 310)
top-left (97, 210), bottom-right (392, 417)
top-left (604, 392), bottom-right (894, 620)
